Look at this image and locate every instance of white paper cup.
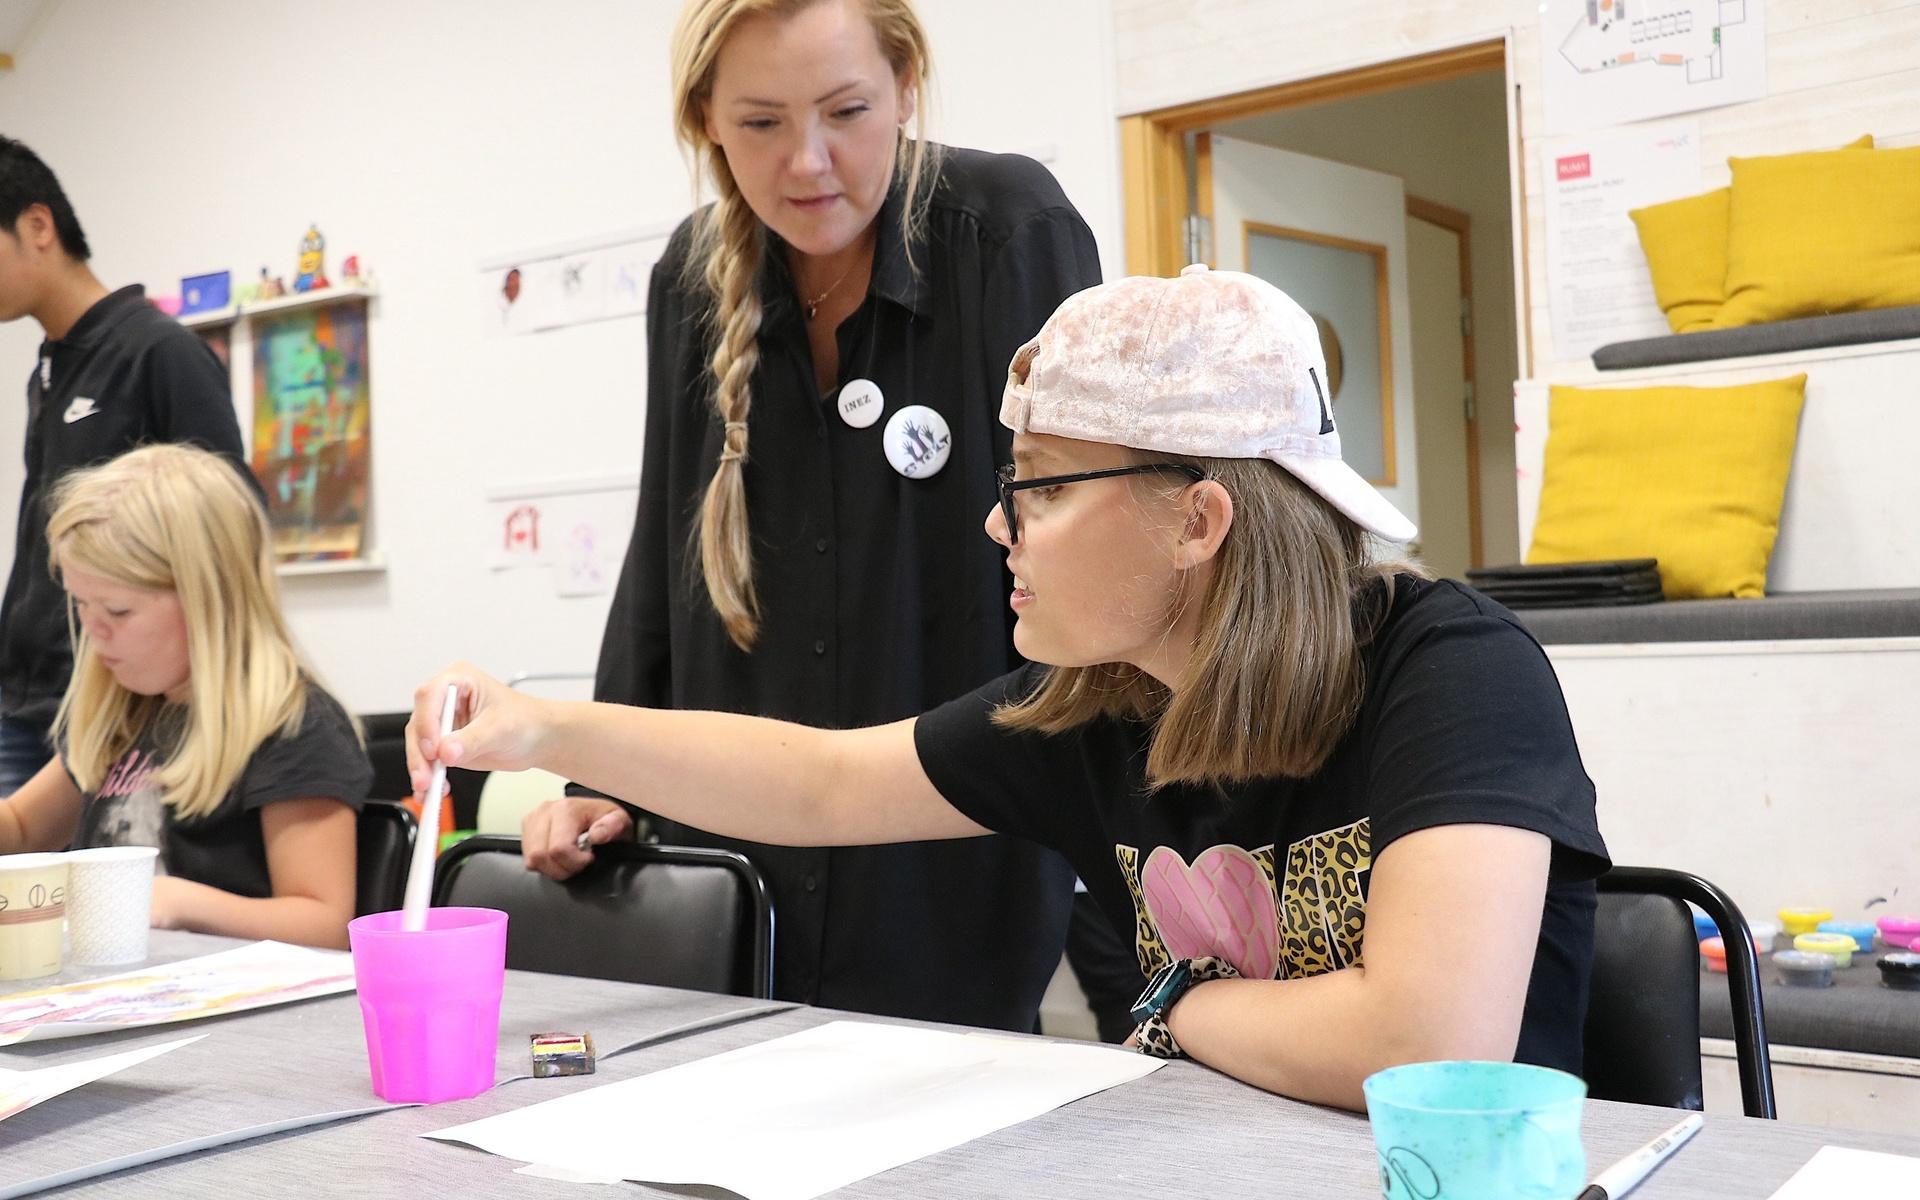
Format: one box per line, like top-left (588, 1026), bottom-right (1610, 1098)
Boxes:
top-left (64, 846), bottom-right (159, 966)
top-left (0, 852), bottom-right (70, 980)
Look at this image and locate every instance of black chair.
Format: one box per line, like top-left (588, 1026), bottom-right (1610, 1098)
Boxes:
top-left (355, 801), bottom-right (416, 917)
top-left (1585, 865), bottom-right (1775, 1118)
top-left (359, 711), bottom-right (488, 829)
top-left (430, 835), bottom-right (774, 999)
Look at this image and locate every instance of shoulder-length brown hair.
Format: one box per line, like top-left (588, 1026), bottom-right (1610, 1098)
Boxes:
top-left (994, 456), bottom-right (1422, 787)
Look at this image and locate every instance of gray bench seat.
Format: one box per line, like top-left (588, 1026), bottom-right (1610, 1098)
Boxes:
top-left (1701, 943), bottom-right (1920, 1061)
top-left (1508, 589), bottom-right (1920, 645)
top-left (1594, 306), bottom-right (1920, 371)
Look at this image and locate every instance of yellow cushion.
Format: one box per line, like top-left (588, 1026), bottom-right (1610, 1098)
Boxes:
top-left (1629, 136), bottom-right (1872, 334)
top-left (1630, 188), bottom-right (1732, 333)
top-left (1722, 141), bottom-right (1920, 326)
top-left (1526, 375), bottom-right (1806, 599)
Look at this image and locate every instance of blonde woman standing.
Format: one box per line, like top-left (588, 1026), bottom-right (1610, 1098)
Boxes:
top-left (520, 0), bottom-right (1100, 1030)
top-left (0, 445), bottom-right (371, 949)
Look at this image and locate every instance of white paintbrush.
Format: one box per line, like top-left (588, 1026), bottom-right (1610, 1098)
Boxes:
top-left (400, 683), bottom-right (459, 931)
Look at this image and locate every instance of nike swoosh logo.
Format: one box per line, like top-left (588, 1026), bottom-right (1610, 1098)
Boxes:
top-left (63, 399), bottom-right (99, 424)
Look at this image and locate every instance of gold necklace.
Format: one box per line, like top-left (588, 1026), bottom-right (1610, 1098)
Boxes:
top-left (803, 261), bottom-right (856, 322)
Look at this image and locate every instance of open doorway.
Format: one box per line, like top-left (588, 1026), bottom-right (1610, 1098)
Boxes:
top-left (1120, 44), bottom-right (1521, 576)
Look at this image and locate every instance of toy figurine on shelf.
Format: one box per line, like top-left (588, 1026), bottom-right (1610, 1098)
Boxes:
top-left (340, 254), bottom-right (370, 286)
top-left (292, 224), bottom-right (330, 293)
top-left (256, 266), bottom-right (287, 299)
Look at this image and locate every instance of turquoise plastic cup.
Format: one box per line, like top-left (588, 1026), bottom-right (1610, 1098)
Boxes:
top-left (348, 907), bottom-right (508, 1104)
top-left (1363, 1060), bottom-right (1587, 1200)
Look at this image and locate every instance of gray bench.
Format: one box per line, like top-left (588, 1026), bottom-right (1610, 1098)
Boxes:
top-left (1509, 589), bottom-right (1920, 645)
top-left (1593, 306), bottom-right (1920, 371)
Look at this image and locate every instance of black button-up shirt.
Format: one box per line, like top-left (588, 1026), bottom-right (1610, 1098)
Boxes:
top-left (594, 147), bottom-right (1101, 1029)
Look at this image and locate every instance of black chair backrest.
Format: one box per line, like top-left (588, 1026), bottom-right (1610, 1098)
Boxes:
top-left (430, 835), bottom-right (774, 999)
top-left (355, 801), bottom-right (416, 917)
top-left (1587, 866), bottom-right (1775, 1118)
top-left (358, 712), bottom-right (487, 829)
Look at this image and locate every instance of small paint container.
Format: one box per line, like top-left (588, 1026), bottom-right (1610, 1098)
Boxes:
top-left (1819, 920), bottom-right (1877, 955)
top-left (1878, 952), bottom-right (1920, 992)
top-left (1774, 950), bottom-right (1836, 988)
top-left (1747, 920), bottom-right (1782, 953)
top-left (1699, 936), bottom-right (1728, 973)
top-left (1692, 911), bottom-right (1719, 941)
top-left (1793, 932), bottom-right (1856, 968)
top-left (1877, 914), bottom-right (1920, 951)
top-left (1779, 907), bottom-right (1832, 937)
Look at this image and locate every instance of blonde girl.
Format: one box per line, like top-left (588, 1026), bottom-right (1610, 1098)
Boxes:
top-left (0, 444), bottom-right (371, 949)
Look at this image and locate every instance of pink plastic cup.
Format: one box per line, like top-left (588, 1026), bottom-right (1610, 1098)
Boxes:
top-left (347, 907), bottom-right (508, 1104)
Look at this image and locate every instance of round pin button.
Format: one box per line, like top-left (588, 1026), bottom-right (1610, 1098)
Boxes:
top-left (836, 377), bottom-right (884, 428)
top-left (883, 404), bottom-right (952, 479)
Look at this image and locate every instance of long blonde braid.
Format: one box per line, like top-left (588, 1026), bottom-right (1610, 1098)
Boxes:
top-left (671, 0), bottom-right (938, 650)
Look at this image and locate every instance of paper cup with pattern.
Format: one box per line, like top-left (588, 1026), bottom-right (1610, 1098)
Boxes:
top-left (0, 852), bottom-right (70, 980)
top-left (63, 846), bottom-right (159, 966)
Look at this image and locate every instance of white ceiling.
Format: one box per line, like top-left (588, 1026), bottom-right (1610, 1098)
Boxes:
top-left (0, 0), bottom-right (50, 58)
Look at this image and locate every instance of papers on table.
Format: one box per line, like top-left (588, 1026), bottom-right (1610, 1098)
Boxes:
top-left (0, 942), bottom-right (354, 1046)
top-left (1769, 1145), bottom-right (1920, 1197)
top-left (427, 1019), bottom-right (1164, 1200)
top-left (0, 1035), bottom-right (203, 1123)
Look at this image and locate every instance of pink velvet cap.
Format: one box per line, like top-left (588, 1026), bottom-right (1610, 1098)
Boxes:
top-left (1000, 263), bottom-right (1416, 543)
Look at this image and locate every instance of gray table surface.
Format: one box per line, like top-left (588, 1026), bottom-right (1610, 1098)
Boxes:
top-left (8, 933), bottom-right (1920, 1198)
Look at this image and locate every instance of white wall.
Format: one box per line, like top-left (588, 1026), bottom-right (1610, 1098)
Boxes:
top-left (0, 0), bottom-right (1123, 714)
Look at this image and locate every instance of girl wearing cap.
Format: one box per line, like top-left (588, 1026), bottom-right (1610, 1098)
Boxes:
top-left (0, 444), bottom-right (371, 949)
top-left (411, 265), bottom-right (1609, 1109)
top-left (517, 0), bottom-right (1109, 1032)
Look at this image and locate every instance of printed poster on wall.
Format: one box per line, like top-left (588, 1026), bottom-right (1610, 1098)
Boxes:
top-left (1540, 119), bottom-right (1703, 361)
top-left (250, 299), bottom-right (372, 562)
top-left (1537, 0), bottom-right (1767, 136)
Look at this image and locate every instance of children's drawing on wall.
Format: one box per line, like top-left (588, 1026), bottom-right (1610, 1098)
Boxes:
top-left (250, 301), bottom-right (372, 562)
top-left (484, 481), bottom-right (635, 591)
top-left (480, 231), bottom-right (670, 335)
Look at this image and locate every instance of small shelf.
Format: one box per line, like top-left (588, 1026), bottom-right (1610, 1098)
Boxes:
top-left (178, 305), bottom-right (238, 329)
top-left (241, 282), bottom-right (377, 319)
top-left (276, 551), bottom-right (386, 578)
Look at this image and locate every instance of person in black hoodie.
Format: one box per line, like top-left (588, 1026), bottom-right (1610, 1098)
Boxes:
top-left (0, 136), bottom-right (247, 793)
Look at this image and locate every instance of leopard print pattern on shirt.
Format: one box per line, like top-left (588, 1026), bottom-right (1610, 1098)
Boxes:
top-left (1114, 843), bottom-right (1171, 977)
top-left (1278, 818), bottom-right (1373, 979)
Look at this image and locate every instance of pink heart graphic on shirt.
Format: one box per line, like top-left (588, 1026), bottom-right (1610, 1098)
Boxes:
top-left (1139, 844), bottom-right (1279, 981)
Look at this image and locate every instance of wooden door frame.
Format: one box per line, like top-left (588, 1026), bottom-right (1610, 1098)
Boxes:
top-left (1405, 196), bottom-right (1484, 567)
top-left (1119, 40), bottom-right (1505, 277)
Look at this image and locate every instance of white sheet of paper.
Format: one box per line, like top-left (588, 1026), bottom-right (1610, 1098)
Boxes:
top-left (1768, 1145), bottom-right (1920, 1197)
top-left (1539, 119), bottom-right (1704, 361)
top-left (0, 1034), bottom-right (204, 1122)
top-left (426, 1019), bottom-right (1163, 1200)
top-left (0, 942), bottom-right (354, 1046)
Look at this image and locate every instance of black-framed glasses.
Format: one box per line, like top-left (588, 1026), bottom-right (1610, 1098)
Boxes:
top-left (996, 463), bottom-right (1205, 544)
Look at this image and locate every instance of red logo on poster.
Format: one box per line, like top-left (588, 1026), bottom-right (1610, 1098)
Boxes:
top-left (1556, 154), bottom-right (1592, 182)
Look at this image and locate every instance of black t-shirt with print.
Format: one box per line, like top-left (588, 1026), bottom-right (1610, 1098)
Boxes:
top-left (73, 687), bottom-right (372, 899)
top-left (914, 576), bottom-right (1611, 1074)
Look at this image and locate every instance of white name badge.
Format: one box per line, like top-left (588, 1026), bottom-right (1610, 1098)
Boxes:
top-left (883, 404), bottom-right (952, 479)
top-left (836, 377), bottom-right (884, 428)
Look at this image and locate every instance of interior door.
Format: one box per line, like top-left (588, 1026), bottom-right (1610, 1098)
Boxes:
top-left (1203, 135), bottom-right (1419, 537)
top-left (1406, 213), bottom-right (1473, 577)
